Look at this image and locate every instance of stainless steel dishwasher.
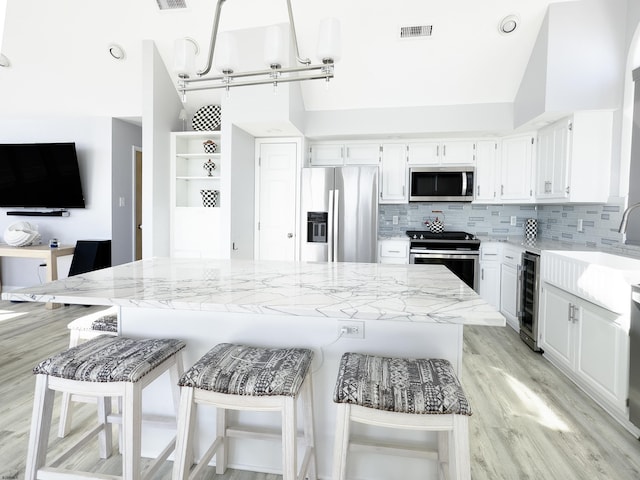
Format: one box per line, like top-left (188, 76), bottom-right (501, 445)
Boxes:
top-left (630, 284), bottom-right (640, 428)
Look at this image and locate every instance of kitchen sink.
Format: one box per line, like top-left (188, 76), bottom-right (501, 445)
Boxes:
top-left (541, 250), bottom-right (640, 314)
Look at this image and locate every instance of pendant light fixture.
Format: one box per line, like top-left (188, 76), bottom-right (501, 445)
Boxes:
top-left (175, 0), bottom-right (340, 99)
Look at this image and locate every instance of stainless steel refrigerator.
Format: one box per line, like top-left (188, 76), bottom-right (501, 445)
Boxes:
top-left (301, 166), bottom-right (378, 263)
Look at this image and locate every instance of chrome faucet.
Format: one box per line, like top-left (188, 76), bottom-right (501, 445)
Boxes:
top-left (619, 202), bottom-right (640, 233)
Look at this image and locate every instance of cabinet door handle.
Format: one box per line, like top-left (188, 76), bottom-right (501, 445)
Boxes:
top-left (481, 268), bottom-right (484, 281)
top-left (501, 185), bottom-right (504, 195)
top-left (477, 185), bottom-right (480, 196)
top-left (568, 304), bottom-right (573, 322)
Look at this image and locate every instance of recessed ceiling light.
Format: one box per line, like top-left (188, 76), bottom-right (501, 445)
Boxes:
top-left (108, 44), bottom-right (126, 60)
top-left (499, 15), bottom-right (519, 35)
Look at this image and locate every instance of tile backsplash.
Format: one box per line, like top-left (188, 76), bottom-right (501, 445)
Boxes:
top-left (379, 200), bottom-right (640, 255)
top-left (379, 203), bottom-right (537, 237)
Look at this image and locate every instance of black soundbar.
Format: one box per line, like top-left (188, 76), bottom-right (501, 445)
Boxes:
top-left (6, 210), bottom-right (70, 217)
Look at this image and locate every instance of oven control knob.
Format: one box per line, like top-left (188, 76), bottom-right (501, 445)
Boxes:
top-left (413, 234), bottom-right (417, 239)
top-left (419, 234), bottom-right (424, 239)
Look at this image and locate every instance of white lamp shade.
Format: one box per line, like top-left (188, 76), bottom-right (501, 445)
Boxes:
top-left (174, 38), bottom-right (197, 75)
top-left (264, 24), bottom-right (286, 67)
top-left (214, 31), bottom-right (239, 73)
top-left (317, 17), bottom-right (341, 63)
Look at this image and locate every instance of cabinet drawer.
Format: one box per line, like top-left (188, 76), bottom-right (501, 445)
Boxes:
top-left (502, 244), bottom-right (523, 266)
top-left (480, 243), bottom-right (501, 261)
top-left (380, 242), bottom-right (408, 258)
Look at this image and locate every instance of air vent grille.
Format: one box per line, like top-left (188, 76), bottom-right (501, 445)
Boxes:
top-left (156, 0), bottom-right (187, 10)
top-left (400, 25), bottom-right (433, 39)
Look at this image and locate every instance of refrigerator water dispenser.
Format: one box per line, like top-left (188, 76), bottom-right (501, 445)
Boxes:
top-left (307, 212), bottom-right (328, 243)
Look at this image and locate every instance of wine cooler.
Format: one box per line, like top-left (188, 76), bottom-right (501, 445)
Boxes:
top-left (519, 251), bottom-right (542, 352)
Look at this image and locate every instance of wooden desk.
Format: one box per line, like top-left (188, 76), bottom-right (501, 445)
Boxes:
top-left (0, 244), bottom-right (75, 308)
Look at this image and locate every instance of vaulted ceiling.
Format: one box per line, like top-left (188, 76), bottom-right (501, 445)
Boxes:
top-left (0, 0), bottom-right (578, 120)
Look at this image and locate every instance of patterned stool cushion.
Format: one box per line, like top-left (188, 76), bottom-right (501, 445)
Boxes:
top-left (333, 353), bottom-right (471, 416)
top-left (67, 307), bottom-right (119, 333)
top-left (178, 343), bottom-right (313, 397)
top-left (33, 335), bottom-right (185, 383)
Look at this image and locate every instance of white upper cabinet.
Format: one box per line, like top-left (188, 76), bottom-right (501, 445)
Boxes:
top-left (309, 142), bottom-right (380, 166)
top-left (407, 142), bottom-right (439, 165)
top-left (535, 111), bottom-right (613, 203)
top-left (499, 133), bottom-right (535, 203)
top-left (407, 140), bottom-right (476, 165)
top-left (380, 144), bottom-right (408, 204)
top-left (474, 140), bottom-right (499, 203)
top-left (309, 144), bottom-right (344, 166)
top-left (344, 144), bottom-right (380, 165)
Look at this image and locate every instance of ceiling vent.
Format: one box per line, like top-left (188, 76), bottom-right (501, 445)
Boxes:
top-left (156, 0), bottom-right (187, 10)
top-left (399, 25), bottom-right (433, 39)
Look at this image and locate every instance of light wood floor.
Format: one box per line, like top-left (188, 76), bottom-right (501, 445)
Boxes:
top-left (1, 301), bottom-right (640, 479)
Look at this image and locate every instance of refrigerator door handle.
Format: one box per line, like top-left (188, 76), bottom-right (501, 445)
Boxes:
top-left (328, 190), bottom-right (335, 263)
top-left (333, 189), bottom-right (340, 262)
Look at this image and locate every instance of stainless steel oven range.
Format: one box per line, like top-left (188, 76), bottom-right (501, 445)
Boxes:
top-left (406, 230), bottom-right (480, 291)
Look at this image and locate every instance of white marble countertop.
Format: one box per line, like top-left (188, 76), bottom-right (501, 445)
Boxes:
top-left (2, 258), bottom-right (505, 326)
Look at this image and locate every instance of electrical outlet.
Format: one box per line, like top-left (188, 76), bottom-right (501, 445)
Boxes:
top-left (577, 218), bottom-right (584, 232)
top-left (338, 320), bottom-right (365, 339)
top-left (510, 216), bottom-right (517, 226)
top-left (392, 215), bottom-right (399, 225)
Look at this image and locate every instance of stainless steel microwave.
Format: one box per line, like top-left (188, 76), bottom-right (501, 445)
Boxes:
top-left (409, 166), bottom-right (474, 202)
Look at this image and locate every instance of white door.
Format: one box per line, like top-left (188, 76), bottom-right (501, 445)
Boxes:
top-left (257, 142), bottom-right (298, 261)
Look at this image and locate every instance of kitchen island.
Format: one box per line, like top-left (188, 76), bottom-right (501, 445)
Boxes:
top-left (4, 258), bottom-right (505, 479)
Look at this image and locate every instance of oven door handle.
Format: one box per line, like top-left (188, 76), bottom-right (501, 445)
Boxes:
top-left (410, 252), bottom-right (478, 260)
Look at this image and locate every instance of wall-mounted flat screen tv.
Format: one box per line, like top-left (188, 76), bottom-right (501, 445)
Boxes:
top-left (0, 142), bottom-right (86, 208)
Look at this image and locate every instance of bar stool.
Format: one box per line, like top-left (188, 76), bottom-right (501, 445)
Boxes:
top-left (332, 352), bottom-right (472, 480)
top-left (172, 343), bottom-right (317, 480)
top-left (25, 334), bottom-right (185, 480)
top-left (58, 306), bottom-right (120, 438)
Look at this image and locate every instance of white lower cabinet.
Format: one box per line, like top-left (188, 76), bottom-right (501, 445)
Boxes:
top-left (378, 239), bottom-right (409, 264)
top-left (500, 244), bottom-right (523, 331)
top-left (540, 282), bottom-right (629, 415)
top-left (172, 207), bottom-right (222, 258)
top-left (479, 243), bottom-right (501, 309)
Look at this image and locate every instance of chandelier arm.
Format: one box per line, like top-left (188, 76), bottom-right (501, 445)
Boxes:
top-left (197, 0), bottom-right (227, 77)
top-left (285, 0), bottom-right (311, 66)
top-left (180, 71), bottom-right (333, 92)
top-left (185, 63), bottom-right (329, 84)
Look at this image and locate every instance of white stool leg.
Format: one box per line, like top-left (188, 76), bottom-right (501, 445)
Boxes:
top-left (450, 415), bottom-right (471, 480)
top-left (331, 403), bottom-right (351, 480)
top-left (97, 396), bottom-right (113, 459)
top-left (25, 375), bottom-right (55, 480)
top-left (216, 407), bottom-right (228, 474)
top-left (301, 375), bottom-right (317, 480)
top-left (282, 396), bottom-right (297, 480)
top-left (173, 387), bottom-right (196, 480)
top-left (57, 391), bottom-right (73, 438)
top-left (122, 382), bottom-right (143, 480)
top-left (437, 430), bottom-right (449, 480)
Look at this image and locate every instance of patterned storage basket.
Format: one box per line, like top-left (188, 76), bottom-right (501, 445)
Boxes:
top-left (200, 189), bottom-right (219, 207)
top-left (192, 105), bottom-right (222, 131)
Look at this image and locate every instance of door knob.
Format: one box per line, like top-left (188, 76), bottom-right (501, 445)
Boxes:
top-left (287, 233), bottom-right (293, 238)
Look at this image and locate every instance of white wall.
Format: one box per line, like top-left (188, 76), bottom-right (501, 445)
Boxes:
top-left (111, 119), bottom-right (142, 266)
top-left (514, 0), bottom-right (627, 127)
top-left (0, 116), bottom-right (113, 289)
top-left (304, 103), bottom-right (514, 139)
top-left (141, 40), bottom-right (183, 258)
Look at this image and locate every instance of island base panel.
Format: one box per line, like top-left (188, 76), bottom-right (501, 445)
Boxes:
top-left (120, 307), bottom-right (464, 479)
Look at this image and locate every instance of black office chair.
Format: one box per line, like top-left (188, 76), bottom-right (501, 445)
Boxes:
top-left (68, 240), bottom-right (112, 276)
